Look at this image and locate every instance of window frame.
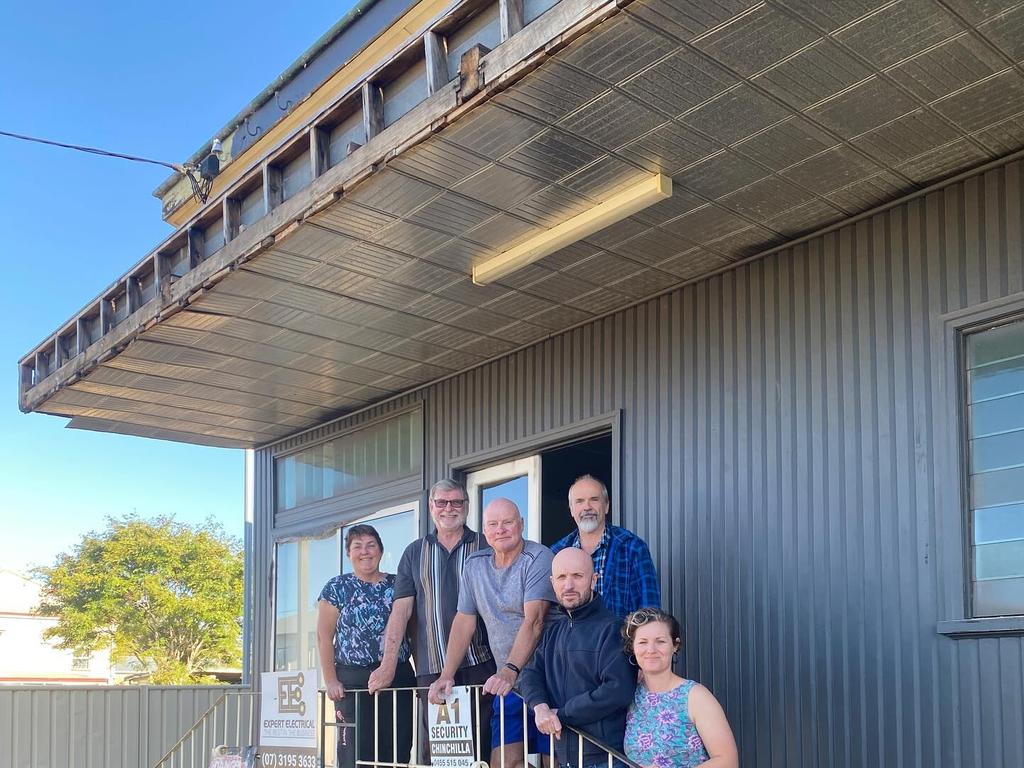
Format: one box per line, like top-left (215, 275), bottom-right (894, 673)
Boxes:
top-left (936, 294), bottom-right (1024, 637)
top-left (269, 499), bottom-right (421, 673)
top-left (271, 405), bottom-right (424, 523)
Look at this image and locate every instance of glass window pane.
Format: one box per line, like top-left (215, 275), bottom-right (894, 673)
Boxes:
top-left (974, 576), bottom-right (1024, 617)
top-left (275, 412), bottom-right (423, 511)
top-left (307, 536), bottom-right (341, 611)
top-left (481, 475), bottom-right (530, 539)
top-left (970, 392), bottom-right (1024, 438)
top-left (969, 355), bottom-right (1024, 403)
top-left (975, 503), bottom-right (1024, 544)
top-left (274, 534), bottom-right (339, 675)
top-left (970, 429), bottom-right (1024, 473)
top-left (969, 319), bottom-right (1024, 367)
top-left (274, 542), bottom-right (299, 670)
top-left (277, 455), bottom-right (296, 510)
top-left (342, 509), bottom-right (417, 577)
top-left (967, 320), bottom-right (1024, 616)
top-left (972, 465), bottom-right (1024, 509)
top-left (974, 539), bottom-right (1024, 580)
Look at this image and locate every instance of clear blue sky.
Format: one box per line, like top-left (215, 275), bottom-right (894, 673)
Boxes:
top-left (0, 2), bottom-right (355, 572)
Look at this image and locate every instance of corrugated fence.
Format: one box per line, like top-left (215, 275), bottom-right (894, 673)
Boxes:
top-left (0, 685), bottom-right (251, 768)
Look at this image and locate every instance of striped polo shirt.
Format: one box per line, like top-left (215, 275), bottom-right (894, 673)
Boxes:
top-left (393, 527), bottom-right (493, 677)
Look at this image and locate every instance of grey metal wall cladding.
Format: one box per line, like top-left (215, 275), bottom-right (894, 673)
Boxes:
top-left (0, 685), bottom-right (244, 768)
top-left (254, 161), bottom-right (1024, 766)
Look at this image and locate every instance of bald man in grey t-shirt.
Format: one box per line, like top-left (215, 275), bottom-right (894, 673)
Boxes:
top-left (428, 498), bottom-right (555, 768)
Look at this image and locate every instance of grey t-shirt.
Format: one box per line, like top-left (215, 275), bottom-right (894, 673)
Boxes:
top-left (457, 540), bottom-right (556, 669)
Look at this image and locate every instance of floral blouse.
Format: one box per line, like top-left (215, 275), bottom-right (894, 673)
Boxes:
top-left (624, 679), bottom-right (709, 768)
top-left (318, 573), bottom-right (410, 667)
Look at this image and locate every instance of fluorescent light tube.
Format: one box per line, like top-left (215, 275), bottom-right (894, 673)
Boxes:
top-left (472, 173), bottom-right (673, 285)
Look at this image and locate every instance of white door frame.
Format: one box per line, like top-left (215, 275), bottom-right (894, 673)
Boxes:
top-left (465, 456), bottom-right (542, 542)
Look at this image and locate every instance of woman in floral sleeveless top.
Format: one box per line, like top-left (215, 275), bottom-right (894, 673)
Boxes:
top-left (622, 609), bottom-right (738, 768)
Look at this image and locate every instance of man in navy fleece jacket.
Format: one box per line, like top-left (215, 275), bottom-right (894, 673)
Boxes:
top-left (517, 548), bottom-right (636, 768)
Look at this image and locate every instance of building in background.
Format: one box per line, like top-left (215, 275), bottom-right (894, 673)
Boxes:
top-left (15, 0), bottom-right (1024, 765)
top-left (0, 570), bottom-right (113, 685)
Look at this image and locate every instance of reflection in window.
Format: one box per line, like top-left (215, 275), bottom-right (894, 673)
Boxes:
top-left (276, 412), bottom-right (422, 512)
top-left (966, 318), bottom-right (1024, 617)
top-left (481, 476), bottom-right (530, 540)
top-left (274, 534), bottom-right (340, 672)
top-left (342, 508), bottom-right (417, 577)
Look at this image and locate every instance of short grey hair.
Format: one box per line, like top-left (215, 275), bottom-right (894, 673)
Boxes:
top-left (568, 474), bottom-right (609, 504)
top-left (429, 478), bottom-right (468, 502)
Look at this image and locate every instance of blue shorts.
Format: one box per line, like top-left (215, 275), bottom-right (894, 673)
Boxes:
top-left (490, 692), bottom-right (551, 753)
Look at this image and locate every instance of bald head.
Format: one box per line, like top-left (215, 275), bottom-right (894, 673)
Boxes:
top-left (482, 497), bottom-right (524, 555)
top-left (551, 547), bottom-right (597, 609)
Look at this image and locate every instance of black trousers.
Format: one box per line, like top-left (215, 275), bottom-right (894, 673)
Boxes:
top-left (416, 659), bottom-right (496, 764)
top-left (334, 661), bottom-right (415, 768)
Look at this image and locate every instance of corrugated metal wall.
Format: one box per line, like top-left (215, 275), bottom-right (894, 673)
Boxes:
top-left (0, 685), bottom-right (246, 768)
top-left (254, 161), bottom-right (1024, 766)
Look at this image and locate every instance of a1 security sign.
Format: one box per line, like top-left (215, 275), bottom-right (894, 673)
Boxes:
top-left (428, 686), bottom-right (476, 768)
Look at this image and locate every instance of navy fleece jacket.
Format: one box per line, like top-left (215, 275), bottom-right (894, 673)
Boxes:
top-left (518, 594), bottom-right (636, 764)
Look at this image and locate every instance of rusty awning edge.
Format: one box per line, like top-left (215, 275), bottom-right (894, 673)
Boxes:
top-left (19, 0), bottom-right (626, 417)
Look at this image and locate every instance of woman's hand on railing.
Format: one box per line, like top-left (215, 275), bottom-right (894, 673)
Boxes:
top-left (325, 680), bottom-right (346, 701)
top-left (533, 704), bottom-right (562, 740)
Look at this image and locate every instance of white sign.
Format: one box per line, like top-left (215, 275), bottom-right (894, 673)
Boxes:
top-left (260, 669), bottom-right (318, 768)
top-left (428, 686), bottom-right (476, 768)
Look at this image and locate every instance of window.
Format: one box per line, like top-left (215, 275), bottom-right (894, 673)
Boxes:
top-left (273, 503), bottom-right (419, 673)
top-left (966, 318), bottom-right (1024, 617)
top-left (274, 533), bottom-right (340, 672)
top-left (72, 651), bottom-right (92, 671)
top-left (276, 411), bottom-right (423, 512)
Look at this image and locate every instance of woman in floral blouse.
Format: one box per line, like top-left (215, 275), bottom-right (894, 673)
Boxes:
top-left (622, 609), bottom-right (738, 768)
top-left (317, 524), bottom-right (414, 768)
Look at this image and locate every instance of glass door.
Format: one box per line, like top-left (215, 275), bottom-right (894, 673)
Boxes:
top-left (466, 456), bottom-right (541, 542)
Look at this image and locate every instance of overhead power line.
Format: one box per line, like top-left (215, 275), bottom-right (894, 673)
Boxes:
top-left (0, 129), bottom-right (184, 173)
top-left (0, 129), bottom-right (221, 203)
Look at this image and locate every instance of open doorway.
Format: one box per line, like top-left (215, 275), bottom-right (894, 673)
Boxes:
top-left (539, 433), bottom-right (612, 546)
top-left (464, 431), bottom-right (613, 546)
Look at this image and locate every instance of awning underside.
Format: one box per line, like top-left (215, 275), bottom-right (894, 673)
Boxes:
top-left (34, 0), bottom-right (1024, 447)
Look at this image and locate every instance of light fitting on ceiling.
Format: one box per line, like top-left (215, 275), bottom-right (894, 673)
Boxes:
top-left (471, 173), bottom-right (673, 285)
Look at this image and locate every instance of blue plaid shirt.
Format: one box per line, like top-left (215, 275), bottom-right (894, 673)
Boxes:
top-left (551, 523), bottom-right (661, 619)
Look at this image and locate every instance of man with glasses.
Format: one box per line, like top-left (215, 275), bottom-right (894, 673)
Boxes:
top-left (369, 479), bottom-right (495, 757)
top-left (519, 547), bottom-right (635, 768)
top-left (551, 475), bottom-right (660, 619)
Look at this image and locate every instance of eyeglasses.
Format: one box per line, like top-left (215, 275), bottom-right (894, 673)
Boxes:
top-left (431, 498), bottom-right (467, 509)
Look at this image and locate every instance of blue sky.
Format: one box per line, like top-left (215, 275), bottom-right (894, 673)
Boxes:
top-left (0, 2), bottom-right (354, 572)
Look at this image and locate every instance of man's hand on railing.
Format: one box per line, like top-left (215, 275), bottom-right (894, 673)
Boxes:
top-left (325, 680), bottom-right (346, 701)
top-left (482, 666), bottom-right (516, 697)
top-left (367, 659), bottom-right (396, 695)
top-left (533, 704), bottom-right (562, 740)
top-left (427, 675), bottom-right (455, 704)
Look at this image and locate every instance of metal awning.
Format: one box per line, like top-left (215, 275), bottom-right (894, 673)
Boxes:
top-left (20, 0), bottom-right (1024, 447)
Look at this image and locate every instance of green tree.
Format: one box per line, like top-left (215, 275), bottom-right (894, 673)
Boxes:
top-left (35, 516), bottom-right (243, 684)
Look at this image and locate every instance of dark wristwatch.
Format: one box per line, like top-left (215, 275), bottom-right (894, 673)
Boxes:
top-left (504, 662), bottom-right (521, 674)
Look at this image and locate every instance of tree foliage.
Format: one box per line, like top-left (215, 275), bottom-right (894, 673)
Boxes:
top-left (35, 516), bottom-right (243, 684)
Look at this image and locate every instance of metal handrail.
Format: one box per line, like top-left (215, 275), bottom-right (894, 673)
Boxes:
top-left (319, 684), bottom-right (643, 768)
top-left (152, 689), bottom-right (259, 768)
